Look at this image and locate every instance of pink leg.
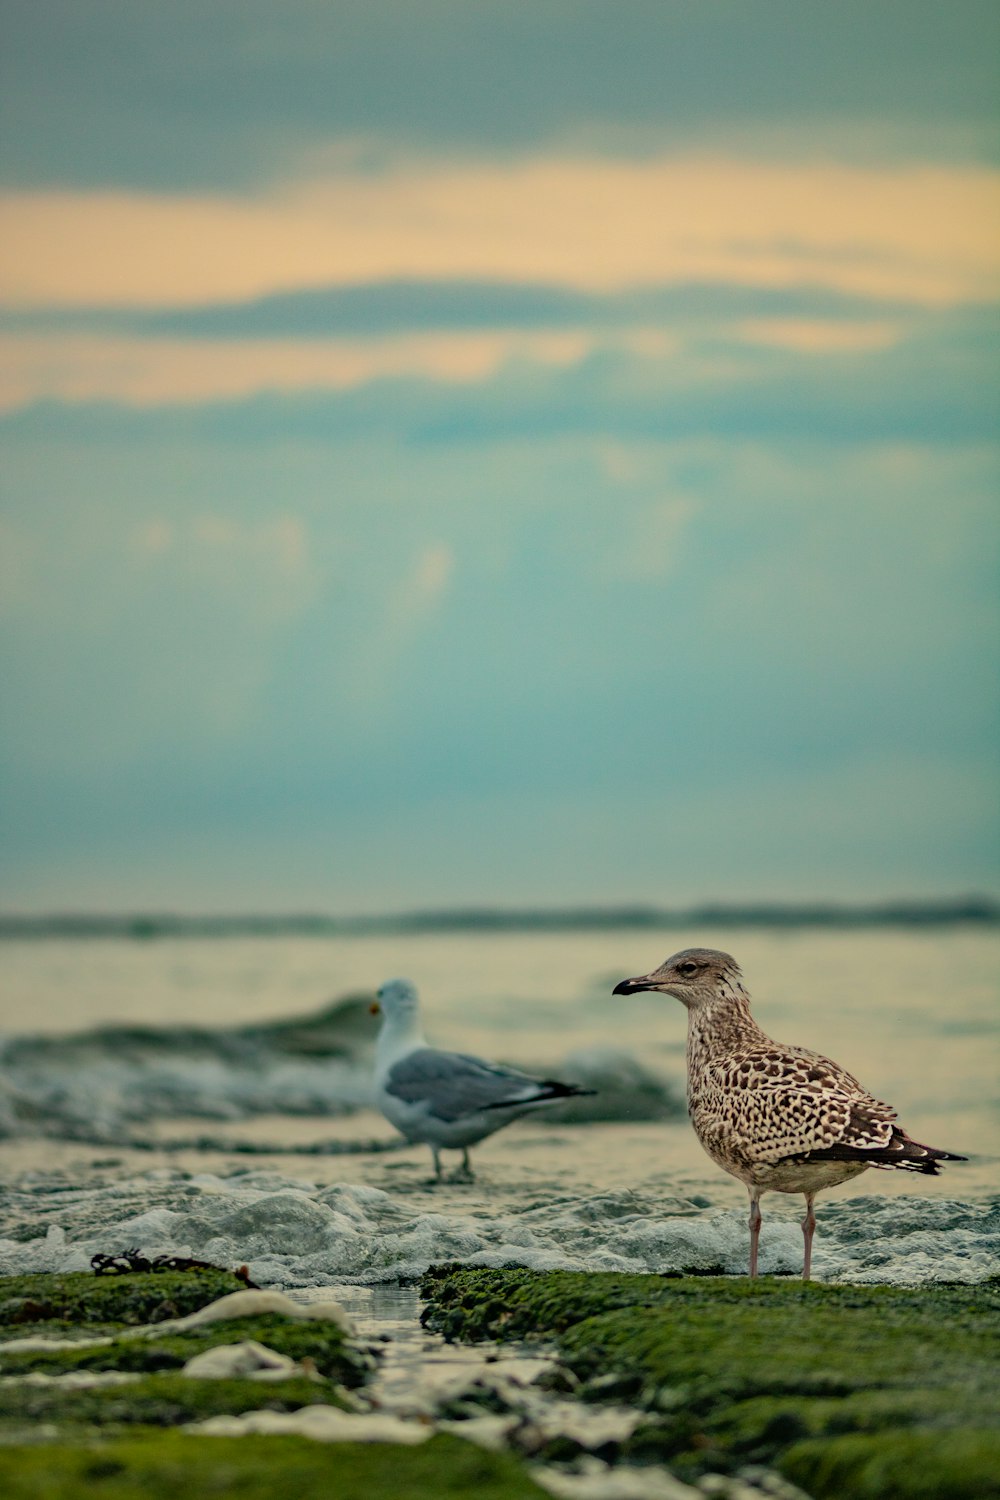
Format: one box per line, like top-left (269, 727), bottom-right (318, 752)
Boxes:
top-left (801, 1194), bottom-right (816, 1281)
top-left (748, 1193), bottom-right (762, 1278)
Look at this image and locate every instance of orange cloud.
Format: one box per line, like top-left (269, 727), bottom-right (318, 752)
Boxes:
top-left (1, 154), bottom-right (996, 310)
top-left (0, 328), bottom-right (594, 409)
top-left (735, 319), bottom-right (901, 353)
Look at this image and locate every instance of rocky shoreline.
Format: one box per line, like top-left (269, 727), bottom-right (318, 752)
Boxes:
top-left (1, 1260), bottom-right (997, 1498)
top-left (0, 1265), bottom-right (549, 1498)
top-left (420, 1266), bottom-right (1000, 1499)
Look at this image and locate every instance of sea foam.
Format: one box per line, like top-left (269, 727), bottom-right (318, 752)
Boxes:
top-left (0, 1170), bottom-right (995, 1288)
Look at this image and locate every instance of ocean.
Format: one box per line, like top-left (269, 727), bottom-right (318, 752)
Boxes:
top-left (0, 925), bottom-right (997, 1288)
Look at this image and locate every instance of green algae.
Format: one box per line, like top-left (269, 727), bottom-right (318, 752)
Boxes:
top-left (0, 1432), bottom-right (553, 1499)
top-left (782, 1429), bottom-right (1000, 1500)
top-left (0, 1314), bottom-right (370, 1386)
top-left (420, 1267), bottom-right (1000, 1499)
top-left (0, 1268), bottom-right (370, 1455)
top-left (0, 1373), bottom-right (338, 1431)
top-left (554, 1293), bottom-right (993, 1404)
top-left (0, 1269), bottom-right (252, 1337)
top-left (0, 1267), bottom-right (371, 1397)
top-left (0, 1270), bottom-right (552, 1499)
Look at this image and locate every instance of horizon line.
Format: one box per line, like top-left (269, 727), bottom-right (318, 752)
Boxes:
top-left (0, 895), bottom-right (997, 938)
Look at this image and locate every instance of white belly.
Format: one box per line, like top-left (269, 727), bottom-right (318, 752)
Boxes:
top-left (376, 1084), bottom-right (511, 1149)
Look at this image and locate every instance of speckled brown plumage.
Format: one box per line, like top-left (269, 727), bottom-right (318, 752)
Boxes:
top-left (613, 947), bottom-right (966, 1278)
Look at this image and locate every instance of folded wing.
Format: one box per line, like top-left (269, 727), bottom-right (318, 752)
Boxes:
top-left (385, 1047), bottom-right (583, 1122)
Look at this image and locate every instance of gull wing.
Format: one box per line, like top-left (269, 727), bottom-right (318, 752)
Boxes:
top-left (699, 1044), bottom-right (898, 1164)
top-left (384, 1047), bottom-right (573, 1123)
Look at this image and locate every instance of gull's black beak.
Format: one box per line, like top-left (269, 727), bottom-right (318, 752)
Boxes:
top-left (613, 976), bottom-right (654, 995)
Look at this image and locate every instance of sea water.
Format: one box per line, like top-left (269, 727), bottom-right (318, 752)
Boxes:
top-left (0, 927), bottom-right (997, 1287)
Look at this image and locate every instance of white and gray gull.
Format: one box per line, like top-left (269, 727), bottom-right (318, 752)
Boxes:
top-left (613, 948), bottom-right (966, 1278)
top-left (372, 979), bottom-right (594, 1181)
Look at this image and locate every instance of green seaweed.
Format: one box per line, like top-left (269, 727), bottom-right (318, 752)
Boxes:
top-left (0, 1313), bottom-right (371, 1386)
top-left (0, 1373), bottom-right (340, 1432)
top-left (420, 1265), bottom-right (688, 1342)
top-left (781, 1429), bottom-right (1000, 1500)
top-left (0, 1269), bottom-right (251, 1336)
top-left (420, 1267), bottom-right (1000, 1498)
top-left (0, 1433), bottom-right (553, 1499)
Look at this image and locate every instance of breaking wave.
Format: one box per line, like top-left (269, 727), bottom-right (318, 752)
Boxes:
top-left (0, 994), bottom-right (682, 1142)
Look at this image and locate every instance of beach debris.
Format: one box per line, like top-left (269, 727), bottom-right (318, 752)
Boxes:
top-left (91, 1249), bottom-right (259, 1286)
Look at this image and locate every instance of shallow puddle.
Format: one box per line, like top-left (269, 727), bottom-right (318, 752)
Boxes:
top-left (297, 1281), bottom-right (556, 1418)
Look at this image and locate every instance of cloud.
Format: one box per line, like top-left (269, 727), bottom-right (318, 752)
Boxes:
top-left (609, 497), bottom-right (698, 580)
top-left (734, 319), bottom-right (900, 353)
top-left (1, 4), bottom-right (996, 913)
top-left (2, 2), bottom-right (997, 190)
top-left (2, 156), bottom-right (996, 310)
top-left (0, 329), bottom-right (594, 410)
top-left (1, 305), bottom-right (993, 446)
top-left (411, 543), bottom-right (454, 605)
top-left (0, 315), bottom-right (907, 412)
top-left (340, 543), bottom-right (456, 716)
top-left (0, 279), bottom-right (933, 339)
top-left (0, 279), bottom-right (921, 412)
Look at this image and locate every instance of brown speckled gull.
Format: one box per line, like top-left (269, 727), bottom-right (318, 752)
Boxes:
top-left (613, 948), bottom-right (966, 1278)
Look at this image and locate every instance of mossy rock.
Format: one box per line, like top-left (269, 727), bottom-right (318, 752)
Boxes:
top-left (0, 1270), bottom-right (250, 1336)
top-left (0, 1270), bottom-right (373, 1438)
top-left (0, 1373), bottom-right (341, 1432)
top-left (420, 1266), bottom-right (1000, 1499)
top-left (782, 1429), bottom-right (1000, 1500)
top-left (0, 1432), bottom-right (552, 1499)
top-left (0, 1313), bottom-right (370, 1387)
top-left (420, 1264), bottom-right (673, 1341)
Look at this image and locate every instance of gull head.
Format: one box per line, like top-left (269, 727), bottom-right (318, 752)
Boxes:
top-left (371, 977), bottom-right (420, 1019)
top-left (613, 948), bottom-right (744, 1011)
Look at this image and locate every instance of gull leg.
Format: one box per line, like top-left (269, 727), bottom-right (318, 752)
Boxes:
top-left (801, 1193), bottom-right (817, 1281)
top-left (450, 1148), bottom-right (475, 1183)
top-left (429, 1147), bottom-right (443, 1184)
top-left (748, 1191), bottom-right (763, 1279)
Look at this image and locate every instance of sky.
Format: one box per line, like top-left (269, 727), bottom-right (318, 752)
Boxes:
top-left (0, 1), bottom-right (998, 913)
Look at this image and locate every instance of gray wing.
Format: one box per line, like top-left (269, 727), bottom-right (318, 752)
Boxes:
top-left (384, 1048), bottom-right (554, 1122)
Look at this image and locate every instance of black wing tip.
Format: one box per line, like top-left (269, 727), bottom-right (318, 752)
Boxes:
top-left (904, 1143), bottom-right (968, 1166)
top-left (894, 1150), bottom-right (965, 1173)
top-left (541, 1079), bottom-right (598, 1099)
top-left (480, 1080), bottom-right (597, 1112)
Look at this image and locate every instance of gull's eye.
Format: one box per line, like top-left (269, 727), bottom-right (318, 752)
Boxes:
top-left (678, 962), bottom-right (698, 977)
